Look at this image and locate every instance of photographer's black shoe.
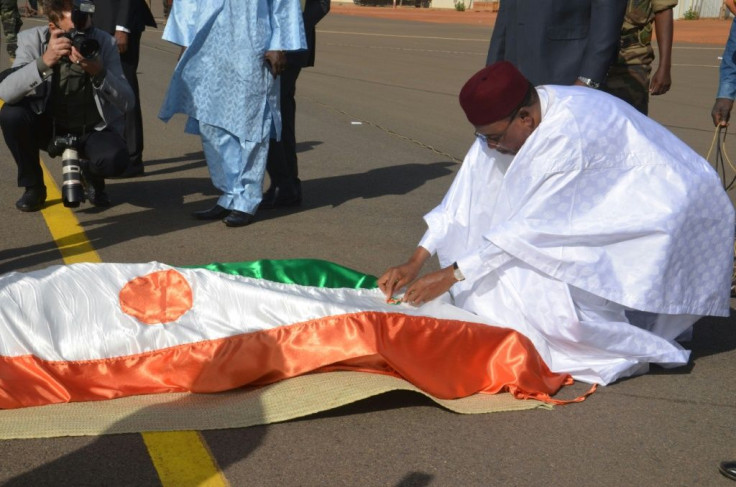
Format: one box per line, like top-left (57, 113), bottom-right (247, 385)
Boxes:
top-left (81, 167), bottom-right (111, 208)
top-left (16, 187), bottom-right (46, 212)
top-left (87, 186), bottom-right (111, 207)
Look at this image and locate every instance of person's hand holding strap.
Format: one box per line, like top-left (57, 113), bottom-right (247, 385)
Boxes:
top-left (712, 98), bottom-right (734, 126)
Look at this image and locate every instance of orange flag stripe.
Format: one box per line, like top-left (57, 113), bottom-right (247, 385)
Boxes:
top-left (0, 311), bottom-right (572, 409)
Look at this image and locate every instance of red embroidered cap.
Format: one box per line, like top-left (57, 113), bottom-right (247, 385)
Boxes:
top-left (459, 61), bottom-right (530, 126)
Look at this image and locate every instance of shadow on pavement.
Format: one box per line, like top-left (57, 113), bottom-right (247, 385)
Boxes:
top-left (687, 312), bottom-right (736, 360)
top-left (645, 312), bottom-right (736, 376)
top-left (0, 160), bottom-right (454, 273)
top-left (2, 395), bottom-right (268, 486)
top-left (255, 161), bottom-right (455, 224)
top-left (303, 161), bottom-right (455, 207)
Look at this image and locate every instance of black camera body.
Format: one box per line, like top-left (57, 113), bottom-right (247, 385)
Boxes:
top-left (63, 29), bottom-right (99, 59)
top-left (47, 134), bottom-right (78, 158)
top-left (48, 135), bottom-right (86, 208)
top-left (65, 0), bottom-right (99, 59)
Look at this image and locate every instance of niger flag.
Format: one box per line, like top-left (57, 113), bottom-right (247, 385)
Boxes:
top-left (0, 259), bottom-right (573, 409)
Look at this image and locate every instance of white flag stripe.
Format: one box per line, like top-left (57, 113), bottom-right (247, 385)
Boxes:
top-left (0, 262), bottom-right (477, 362)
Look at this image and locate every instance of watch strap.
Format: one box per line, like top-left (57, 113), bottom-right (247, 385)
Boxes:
top-left (452, 262), bottom-right (465, 282)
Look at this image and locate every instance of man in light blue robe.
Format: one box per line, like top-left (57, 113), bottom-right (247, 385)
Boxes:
top-left (159, 0), bottom-right (307, 227)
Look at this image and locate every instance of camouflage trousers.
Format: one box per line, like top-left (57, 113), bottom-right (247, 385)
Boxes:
top-left (603, 64), bottom-right (651, 115)
top-left (1, 0), bottom-right (22, 58)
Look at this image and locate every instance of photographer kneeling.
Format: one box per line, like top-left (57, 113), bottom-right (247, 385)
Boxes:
top-left (0, 0), bottom-right (134, 212)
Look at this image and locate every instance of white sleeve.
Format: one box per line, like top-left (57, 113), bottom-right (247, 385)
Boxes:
top-left (455, 243), bottom-right (514, 283)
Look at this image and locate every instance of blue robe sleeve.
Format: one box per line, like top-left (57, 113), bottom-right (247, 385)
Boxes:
top-left (267, 0), bottom-right (307, 52)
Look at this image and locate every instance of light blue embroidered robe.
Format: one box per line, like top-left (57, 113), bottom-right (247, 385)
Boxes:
top-left (159, 0), bottom-right (307, 143)
top-left (158, 0), bottom-right (307, 214)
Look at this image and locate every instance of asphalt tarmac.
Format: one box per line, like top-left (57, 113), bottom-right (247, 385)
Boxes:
top-left (0, 8), bottom-right (735, 487)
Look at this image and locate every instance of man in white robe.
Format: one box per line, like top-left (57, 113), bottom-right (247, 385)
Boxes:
top-left (379, 61), bottom-right (735, 385)
top-left (159, 0), bottom-right (307, 227)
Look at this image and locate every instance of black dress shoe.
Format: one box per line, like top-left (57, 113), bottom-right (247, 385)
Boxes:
top-left (16, 187), bottom-right (47, 212)
top-left (720, 461), bottom-right (736, 481)
top-left (223, 210), bottom-right (254, 227)
top-left (192, 204), bottom-right (230, 220)
top-left (260, 183), bottom-right (302, 210)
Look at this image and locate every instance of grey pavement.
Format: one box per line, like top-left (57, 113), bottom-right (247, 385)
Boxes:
top-left (0, 10), bottom-right (734, 487)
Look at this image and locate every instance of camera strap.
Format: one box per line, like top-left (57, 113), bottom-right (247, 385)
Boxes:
top-left (51, 64), bottom-right (97, 140)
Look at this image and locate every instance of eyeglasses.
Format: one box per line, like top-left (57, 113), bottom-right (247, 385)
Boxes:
top-left (475, 108), bottom-right (520, 149)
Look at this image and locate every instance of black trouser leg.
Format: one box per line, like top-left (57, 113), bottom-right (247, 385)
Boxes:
top-left (266, 64), bottom-right (301, 189)
top-left (0, 101), bottom-right (50, 189)
top-left (79, 129), bottom-right (129, 188)
top-left (119, 30), bottom-right (144, 165)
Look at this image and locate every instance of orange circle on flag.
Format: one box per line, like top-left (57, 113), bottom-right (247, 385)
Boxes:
top-left (119, 269), bottom-right (193, 325)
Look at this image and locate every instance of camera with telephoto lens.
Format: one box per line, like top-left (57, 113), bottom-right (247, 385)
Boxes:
top-left (47, 135), bottom-right (86, 208)
top-left (63, 0), bottom-right (99, 59)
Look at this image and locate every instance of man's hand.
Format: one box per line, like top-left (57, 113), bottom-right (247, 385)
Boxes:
top-left (115, 31), bottom-right (129, 54)
top-left (712, 98), bottom-right (734, 126)
top-left (649, 67), bottom-right (671, 95)
top-left (378, 247), bottom-right (431, 300)
top-left (402, 267), bottom-right (456, 306)
top-left (378, 261), bottom-right (422, 300)
top-left (264, 50), bottom-right (286, 78)
top-left (42, 24), bottom-right (73, 67)
top-left (68, 46), bottom-right (103, 76)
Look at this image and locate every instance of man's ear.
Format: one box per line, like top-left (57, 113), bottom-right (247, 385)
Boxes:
top-left (46, 23), bottom-right (55, 42)
top-left (519, 107), bottom-right (533, 126)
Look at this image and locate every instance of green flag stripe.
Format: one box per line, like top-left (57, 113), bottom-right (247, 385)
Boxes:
top-left (189, 259), bottom-right (378, 289)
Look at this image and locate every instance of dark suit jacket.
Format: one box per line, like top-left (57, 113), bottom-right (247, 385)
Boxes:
top-left (92, 0), bottom-right (157, 35)
top-left (287, 0), bottom-right (330, 68)
top-left (486, 0), bottom-right (626, 86)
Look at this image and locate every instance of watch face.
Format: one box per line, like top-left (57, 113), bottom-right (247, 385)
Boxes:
top-left (578, 77), bottom-right (599, 89)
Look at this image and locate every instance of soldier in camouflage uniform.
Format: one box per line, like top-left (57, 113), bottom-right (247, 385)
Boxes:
top-left (604, 0), bottom-right (677, 115)
top-left (1, 0), bottom-right (22, 60)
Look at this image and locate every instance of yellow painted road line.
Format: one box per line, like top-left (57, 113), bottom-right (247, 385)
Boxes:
top-left (36, 158), bottom-right (227, 486)
top-left (143, 431), bottom-right (229, 487)
top-left (40, 163), bottom-right (102, 264)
